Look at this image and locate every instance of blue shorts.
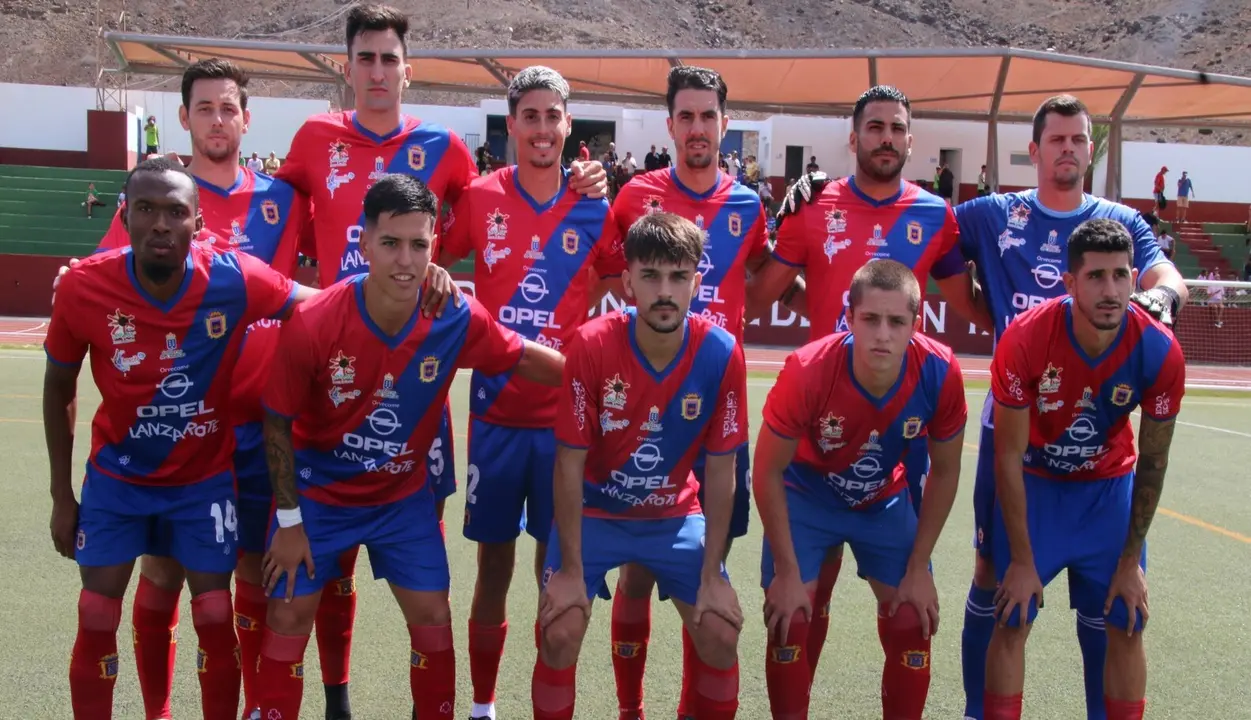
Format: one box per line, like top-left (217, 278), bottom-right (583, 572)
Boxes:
top-left (903, 439), bottom-right (930, 516)
top-left (541, 515), bottom-right (727, 607)
top-left (991, 472), bottom-right (1146, 632)
top-left (761, 486), bottom-right (917, 589)
top-left (267, 489), bottom-right (449, 598)
top-left (234, 423), bottom-right (272, 555)
top-left (76, 467), bottom-right (238, 574)
top-left (695, 444), bottom-right (751, 539)
top-left (463, 418), bottom-right (555, 544)
top-left (427, 403), bottom-right (457, 503)
top-left (973, 422), bottom-right (996, 558)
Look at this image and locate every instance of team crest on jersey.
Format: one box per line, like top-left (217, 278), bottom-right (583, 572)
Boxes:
top-left (1076, 386), bottom-right (1096, 411)
top-left (562, 228), bottom-right (580, 255)
top-left (261, 199), bottom-right (281, 225)
top-left (1040, 230), bottom-right (1062, 254)
top-left (160, 333), bottom-right (185, 360)
top-left (860, 430), bottom-right (882, 453)
top-left (901, 650), bottom-right (930, 670)
top-left (643, 195), bottom-right (665, 214)
top-left (369, 156), bottom-right (387, 182)
top-left (640, 405), bottom-right (664, 433)
top-left (329, 140), bottom-right (351, 168)
top-left (817, 413), bottom-right (846, 452)
top-left (902, 416), bottom-right (923, 439)
top-left (681, 393), bottom-right (702, 420)
top-left (228, 220), bottom-right (250, 247)
top-left (603, 374), bottom-right (630, 410)
top-left (525, 235), bottom-right (545, 260)
top-left (107, 309), bottom-right (136, 345)
top-left (482, 242), bottom-right (512, 273)
top-left (374, 373), bottom-right (399, 400)
top-left (1038, 363), bottom-right (1062, 394)
top-left (419, 356), bottom-right (440, 383)
top-left (1007, 202), bottom-right (1031, 230)
top-left (329, 351), bottom-right (357, 385)
top-left (205, 311), bottom-right (228, 339)
top-left (867, 224), bottom-right (887, 247)
top-left (408, 146), bottom-right (426, 171)
top-left (1111, 383), bottom-right (1134, 406)
top-left (825, 209), bottom-right (847, 234)
top-left (728, 212), bottom-right (742, 237)
top-left (907, 221), bottom-right (923, 245)
top-left (486, 209), bottom-right (509, 240)
top-left (823, 236), bottom-right (850, 262)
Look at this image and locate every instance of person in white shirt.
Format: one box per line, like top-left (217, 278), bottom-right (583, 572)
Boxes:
top-left (245, 151), bottom-right (264, 173)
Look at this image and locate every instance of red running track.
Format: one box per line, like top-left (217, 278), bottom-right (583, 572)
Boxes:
top-left (3, 317), bottom-right (1248, 389)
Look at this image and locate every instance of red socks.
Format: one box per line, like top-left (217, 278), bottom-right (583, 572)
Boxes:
top-left (765, 614), bottom-right (811, 719)
top-left (234, 579), bottom-right (267, 712)
top-left (807, 554), bottom-right (841, 682)
top-left (610, 591), bottom-right (651, 715)
top-left (257, 629), bottom-right (311, 720)
top-left (691, 656), bottom-right (739, 720)
top-left (877, 602), bottom-right (931, 720)
top-left (676, 627), bottom-right (698, 717)
top-left (315, 574), bottom-right (356, 686)
top-left (983, 691), bottom-right (1023, 719)
top-left (191, 590), bottom-right (241, 720)
top-left (1105, 696), bottom-right (1146, 720)
top-left (69, 590), bottom-right (122, 720)
top-left (132, 575), bottom-right (179, 720)
top-left (468, 619), bottom-right (508, 706)
top-left (409, 624), bottom-right (455, 718)
top-left (532, 656), bottom-right (577, 720)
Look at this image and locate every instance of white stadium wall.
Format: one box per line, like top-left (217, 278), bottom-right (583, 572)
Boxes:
top-left (1119, 140), bottom-right (1251, 203)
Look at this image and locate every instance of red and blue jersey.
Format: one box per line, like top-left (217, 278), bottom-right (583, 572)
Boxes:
top-left (763, 332), bottom-right (967, 510)
top-left (276, 112), bottom-right (476, 288)
top-left (613, 169), bottom-right (770, 342)
top-left (991, 297), bottom-right (1185, 481)
top-left (263, 276), bottom-right (524, 507)
top-left (773, 177), bottom-right (965, 341)
top-left (555, 309), bottom-right (748, 520)
top-left (96, 168), bottom-right (312, 426)
top-left (44, 244), bottom-right (296, 486)
top-left (441, 165), bottom-right (625, 428)
top-left (956, 190), bottom-right (1172, 341)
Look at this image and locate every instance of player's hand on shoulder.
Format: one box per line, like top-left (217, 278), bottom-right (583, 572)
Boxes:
top-left (1105, 557), bottom-right (1149, 634)
top-left (1130, 286), bottom-right (1179, 327)
top-left (776, 171), bottom-right (829, 229)
top-left (694, 575), bottom-right (743, 632)
top-left (538, 568), bottom-right (589, 629)
top-left (763, 570), bottom-right (813, 644)
top-left (569, 160), bottom-right (609, 199)
top-left (892, 565), bottom-right (941, 639)
top-left (263, 524), bottom-right (315, 602)
top-left (421, 263), bottom-right (464, 318)
top-left (49, 495), bottom-right (79, 560)
top-left (51, 257), bottom-right (81, 303)
top-left (994, 559), bottom-right (1044, 627)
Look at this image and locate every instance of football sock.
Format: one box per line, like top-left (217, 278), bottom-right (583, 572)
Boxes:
top-left (468, 619), bottom-right (508, 708)
top-left (191, 590), bottom-right (241, 720)
top-left (69, 590), bottom-right (122, 720)
top-left (257, 629), bottom-right (310, 720)
top-left (877, 601), bottom-right (931, 720)
top-left (961, 583), bottom-right (998, 719)
top-left (409, 624), bottom-right (455, 719)
top-left (676, 626), bottom-right (698, 718)
top-left (983, 692), bottom-right (1023, 720)
top-left (233, 579), bottom-right (268, 714)
top-left (765, 614), bottom-right (811, 719)
top-left (807, 553), bottom-right (842, 681)
top-left (692, 655), bottom-right (739, 720)
top-left (315, 574), bottom-right (356, 690)
top-left (1104, 696), bottom-right (1145, 720)
top-left (132, 575), bottom-right (179, 720)
top-left (532, 657), bottom-right (577, 720)
top-left (1076, 612), bottom-right (1109, 720)
top-left (611, 591), bottom-right (651, 715)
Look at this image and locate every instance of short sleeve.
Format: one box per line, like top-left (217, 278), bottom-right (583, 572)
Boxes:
top-left (762, 351), bottom-right (814, 440)
top-left (274, 123), bottom-right (314, 195)
top-left (590, 207), bottom-right (627, 278)
top-left (459, 297), bottom-right (525, 375)
top-left (262, 307), bottom-right (318, 419)
top-left (930, 206), bottom-right (966, 280)
top-left (95, 209), bottom-right (129, 253)
top-left (990, 324), bottom-right (1034, 409)
top-left (929, 355), bottom-right (969, 441)
top-left (1125, 211), bottom-right (1172, 283)
top-left (771, 204), bottom-right (809, 267)
top-left (554, 333), bottom-right (598, 449)
top-left (439, 190), bottom-right (474, 262)
top-left (44, 270), bottom-right (88, 367)
top-left (441, 133), bottom-right (477, 207)
top-left (705, 342), bottom-right (749, 455)
top-left (239, 252), bottom-right (296, 324)
top-left (1141, 336), bottom-right (1186, 421)
top-left (745, 203), bottom-right (771, 266)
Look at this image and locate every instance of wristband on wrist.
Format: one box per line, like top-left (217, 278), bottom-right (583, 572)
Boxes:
top-left (275, 507), bottom-right (303, 528)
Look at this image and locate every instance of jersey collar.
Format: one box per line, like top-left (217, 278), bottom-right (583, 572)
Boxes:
top-left (669, 167), bottom-right (723, 201)
top-left (626, 307), bottom-right (691, 383)
top-left (126, 249), bottom-right (195, 313)
top-left (350, 112), bottom-right (408, 144)
top-left (1063, 297), bottom-right (1130, 367)
top-left (353, 274), bottom-right (423, 349)
top-left (845, 334), bottom-right (908, 408)
top-left (511, 165), bottom-right (569, 215)
top-left (194, 168), bottom-right (246, 198)
top-left (847, 175), bottom-right (905, 208)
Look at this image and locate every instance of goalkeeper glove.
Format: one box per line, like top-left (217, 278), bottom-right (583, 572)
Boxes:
top-left (775, 171), bottom-right (829, 229)
top-left (1130, 285), bottom-right (1181, 327)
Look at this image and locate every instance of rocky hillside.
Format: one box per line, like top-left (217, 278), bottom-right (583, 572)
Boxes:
top-left (2, 0), bottom-right (1249, 143)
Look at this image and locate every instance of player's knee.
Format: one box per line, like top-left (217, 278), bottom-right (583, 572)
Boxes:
top-left (140, 555), bottom-right (187, 591)
top-left (266, 595), bottom-right (318, 636)
top-left (540, 611), bottom-right (587, 669)
top-left (474, 543), bottom-right (517, 596)
top-left (972, 554), bottom-right (997, 590)
top-left (692, 614), bottom-right (740, 670)
top-left (400, 592), bottom-right (452, 627)
top-left (1104, 625), bottom-right (1144, 657)
top-left (990, 622), bottom-right (1030, 650)
top-left (824, 544), bottom-right (845, 564)
top-left (234, 552), bottom-right (264, 586)
top-left (616, 563), bottom-right (657, 598)
top-left (880, 600), bottom-right (922, 633)
top-left (189, 587), bottom-right (232, 625)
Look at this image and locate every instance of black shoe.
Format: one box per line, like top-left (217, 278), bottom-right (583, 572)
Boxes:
top-left (324, 682), bottom-right (352, 720)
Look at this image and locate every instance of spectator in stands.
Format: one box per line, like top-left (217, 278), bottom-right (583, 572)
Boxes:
top-left (718, 153), bottom-right (730, 173)
top-left (616, 150), bottom-right (637, 190)
top-left (264, 151), bottom-right (281, 174)
top-left (727, 150), bottom-right (741, 178)
top-left (1142, 212), bottom-right (1174, 261)
top-left (744, 154), bottom-right (760, 191)
top-left (658, 145), bottom-right (672, 168)
top-left (82, 183), bottom-right (106, 218)
top-left (577, 140), bottom-right (590, 162)
top-left (475, 143), bottom-right (492, 175)
top-left (144, 115), bottom-right (160, 155)
top-left (245, 151), bottom-right (264, 173)
top-left (978, 164), bottom-right (988, 196)
top-left (644, 144), bottom-right (659, 171)
top-left (1208, 269), bottom-right (1226, 328)
top-left (933, 166), bottom-right (941, 190)
top-left (1243, 254), bottom-right (1251, 282)
top-left (1153, 165), bottom-right (1168, 216)
top-left (1176, 171), bottom-right (1195, 223)
top-left (938, 163), bottom-right (955, 203)
top-left (806, 154), bottom-right (820, 173)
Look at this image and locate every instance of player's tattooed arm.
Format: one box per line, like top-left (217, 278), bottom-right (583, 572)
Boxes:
top-left (263, 411), bottom-right (299, 510)
top-left (1123, 416), bottom-right (1176, 559)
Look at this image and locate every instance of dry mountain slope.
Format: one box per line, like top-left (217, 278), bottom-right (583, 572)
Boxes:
top-left (1, 0), bottom-right (1248, 143)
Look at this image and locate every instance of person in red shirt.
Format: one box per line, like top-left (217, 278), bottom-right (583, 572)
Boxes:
top-left (754, 259), bottom-right (967, 720)
top-left (43, 157), bottom-right (315, 719)
top-left (534, 213), bottom-right (747, 720)
top-left (1152, 165), bottom-right (1168, 216)
top-left (258, 174), bottom-right (565, 720)
top-left (578, 140), bottom-right (591, 162)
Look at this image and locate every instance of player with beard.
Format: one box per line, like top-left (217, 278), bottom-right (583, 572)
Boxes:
top-left (954, 95), bottom-right (1186, 720)
top-left (983, 219), bottom-right (1183, 720)
top-left (607, 65), bottom-right (779, 720)
top-left (746, 85), bottom-right (990, 687)
top-left (436, 66), bottom-right (625, 720)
